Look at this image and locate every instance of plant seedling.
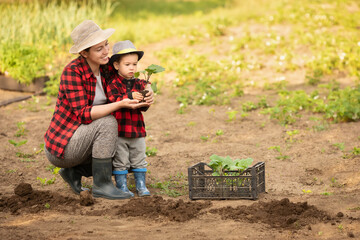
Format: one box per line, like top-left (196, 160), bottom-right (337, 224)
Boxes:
top-left (37, 176), bottom-right (56, 186)
top-left (134, 64), bottom-right (165, 100)
top-left (150, 172), bottom-right (188, 197)
top-left (215, 129), bottom-right (224, 136)
top-left (286, 130), bottom-right (299, 143)
top-left (302, 189), bottom-right (312, 194)
top-left (226, 110), bottom-right (238, 122)
top-left (15, 121), bottom-right (27, 137)
top-left (8, 139), bottom-right (27, 147)
top-left (200, 135), bottom-right (209, 141)
top-left (268, 146), bottom-right (290, 160)
top-left (146, 146), bottom-right (158, 157)
top-left (208, 154), bottom-right (253, 176)
top-left (333, 142), bottom-right (345, 151)
top-left (343, 146), bottom-right (360, 159)
top-left (320, 192), bottom-right (333, 196)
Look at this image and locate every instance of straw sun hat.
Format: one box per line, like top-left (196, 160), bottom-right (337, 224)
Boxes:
top-left (109, 40), bottom-right (144, 65)
top-left (69, 20), bottom-right (115, 54)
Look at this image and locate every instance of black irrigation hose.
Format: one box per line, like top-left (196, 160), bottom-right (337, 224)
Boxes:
top-left (0, 92), bottom-right (44, 107)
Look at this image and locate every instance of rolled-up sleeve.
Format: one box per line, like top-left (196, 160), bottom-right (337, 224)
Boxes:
top-left (61, 67), bottom-right (93, 124)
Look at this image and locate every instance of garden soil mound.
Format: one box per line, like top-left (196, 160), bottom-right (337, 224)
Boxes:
top-left (211, 198), bottom-right (339, 229)
top-left (1, 183), bottom-right (345, 230)
top-left (0, 183), bottom-right (78, 215)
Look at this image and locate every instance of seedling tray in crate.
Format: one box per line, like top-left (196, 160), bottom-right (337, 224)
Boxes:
top-left (188, 162), bottom-right (265, 200)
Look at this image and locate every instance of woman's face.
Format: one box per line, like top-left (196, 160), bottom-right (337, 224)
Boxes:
top-left (114, 53), bottom-right (138, 79)
top-left (81, 40), bottom-right (110, 67)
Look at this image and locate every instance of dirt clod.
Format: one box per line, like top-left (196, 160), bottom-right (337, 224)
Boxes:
top-left (14, 182), bottom-right (33, 196)
top-left (336, 212), bottom-right (344, 218)
top-left (80, 190), bottom-right (94, 206)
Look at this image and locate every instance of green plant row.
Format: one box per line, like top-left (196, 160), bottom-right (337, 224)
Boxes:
top-left (0, 0), bottom-right (116, 84)
top-left (262, 85), bottom-right (360, 124)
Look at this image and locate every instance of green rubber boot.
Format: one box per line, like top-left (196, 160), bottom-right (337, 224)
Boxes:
top-left (92, 158), bottom-right (132, 200)
top-left (59, 163), bottom-right (92, 194)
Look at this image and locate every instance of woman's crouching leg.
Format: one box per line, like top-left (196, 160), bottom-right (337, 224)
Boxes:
top-left (44, 115), bottom-right (119, 195)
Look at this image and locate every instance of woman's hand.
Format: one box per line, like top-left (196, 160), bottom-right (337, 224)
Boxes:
top-left (143, 84), bottom-right (154, 104)
top-left (119, 98), bottom-right (149, 109)
top-left (91, 98), bottom-right (149, 120)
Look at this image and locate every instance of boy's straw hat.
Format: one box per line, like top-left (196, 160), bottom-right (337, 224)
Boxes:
top-left (110, 40), bottom-right (144, 64)
top-left (69, 20), bottom-right (115, 54)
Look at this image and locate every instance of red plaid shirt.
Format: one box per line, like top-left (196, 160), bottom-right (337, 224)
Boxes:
top-left (44, 56), bottom-right (111, 158)
top-left (106, 74), bottom-right (148, 138)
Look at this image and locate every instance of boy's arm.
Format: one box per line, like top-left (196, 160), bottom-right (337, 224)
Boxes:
top-left (106, 80), bottom-right (128, 103)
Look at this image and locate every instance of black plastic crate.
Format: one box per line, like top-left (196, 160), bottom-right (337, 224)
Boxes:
top-left (188, 162), bottom-right (265, 200)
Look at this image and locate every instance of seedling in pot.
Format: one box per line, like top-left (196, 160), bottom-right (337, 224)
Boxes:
top-left (134, 64), bottom-right (165, 101)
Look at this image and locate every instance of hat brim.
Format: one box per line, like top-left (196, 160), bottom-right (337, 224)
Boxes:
top-left (69, 28), bottom-right (115, 54)
top-left (109, 51), bottom-right (144, 66)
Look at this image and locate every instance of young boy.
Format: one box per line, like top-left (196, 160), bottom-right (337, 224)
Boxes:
top-left (106, 40), bottom-right (151, 197)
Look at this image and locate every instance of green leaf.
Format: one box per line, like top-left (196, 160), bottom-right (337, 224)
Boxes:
top-left (222, 156), bottom-right (235, 170)
top-left (8, 139), bottom-right (17, 146)
top-left (145, 64), bottom-right (165, 74)
top-left (8, 139), bottom-right (27, 147)
top-left (151, 82), bottom-right (158, 93)
top-left (209, 154), bottom-right (226, 174)
top-left (209, 155), bottom-right (253, 175)
top-left (234, 158), bottom-right (253, 171)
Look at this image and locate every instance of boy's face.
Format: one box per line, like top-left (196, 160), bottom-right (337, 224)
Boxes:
top-left (114, 53), bottom-right (138, 79)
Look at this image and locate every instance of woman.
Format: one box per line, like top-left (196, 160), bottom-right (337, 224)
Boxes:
top-left (44, 20), bottom-right (153, 200)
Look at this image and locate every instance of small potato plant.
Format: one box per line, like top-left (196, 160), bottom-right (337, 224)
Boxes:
top-left (135, 64), bottom-right (165, 99)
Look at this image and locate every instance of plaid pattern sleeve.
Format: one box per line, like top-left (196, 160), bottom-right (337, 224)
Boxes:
top-left (112, 77), bottom-right (149, 138)
top-left (106, 74), bottom-right (129, 103)
top-left (44, 57), bottom-right (98, 158)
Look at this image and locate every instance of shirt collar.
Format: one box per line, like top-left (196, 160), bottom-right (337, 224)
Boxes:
top-left (117, 74), bottom-right (135, 84)
top-left (78, 56), bottom-right (94, 79)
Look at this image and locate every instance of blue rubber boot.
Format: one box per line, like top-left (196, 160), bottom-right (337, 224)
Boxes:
top-left (113, 170), bottom-right (134, 198)
top-left (133, 168), bottom-right (150, 197)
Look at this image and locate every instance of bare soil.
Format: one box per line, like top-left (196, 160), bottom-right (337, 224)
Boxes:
top-left (1, 28), bottom-right (360, 239)
top-left (0, 84), bottom-right (359, 240)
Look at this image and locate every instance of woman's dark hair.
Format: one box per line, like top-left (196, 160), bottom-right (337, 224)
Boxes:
top-left (81, 47), bottom-right (112, 83)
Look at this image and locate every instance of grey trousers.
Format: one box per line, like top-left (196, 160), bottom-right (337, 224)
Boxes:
top-left (45, 115), bottom-right (118, 168)
top-left (113, 137), bottom-right (147, 172)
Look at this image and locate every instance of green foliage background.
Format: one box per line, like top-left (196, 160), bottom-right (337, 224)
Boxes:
top-left (1, 0), bottom-right (360, 123)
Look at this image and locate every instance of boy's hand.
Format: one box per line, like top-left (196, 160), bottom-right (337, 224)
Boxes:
top-left (144, 84), bottom-right (154, 104)
top-left (132, 92), bottom-right (143, 101)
